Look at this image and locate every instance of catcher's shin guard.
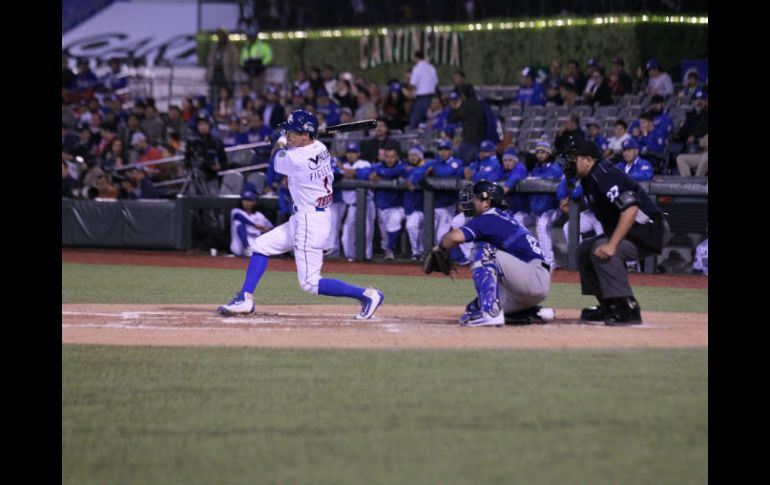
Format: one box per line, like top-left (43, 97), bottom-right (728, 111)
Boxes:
top-left (470, 243), bottom-right (501, 317)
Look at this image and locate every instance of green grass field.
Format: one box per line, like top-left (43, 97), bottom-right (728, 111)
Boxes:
top-left (62, 263), bottom-right (708, 484)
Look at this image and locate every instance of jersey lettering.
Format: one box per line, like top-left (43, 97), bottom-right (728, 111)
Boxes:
top-left (606, 185), bottom-right (620, 202)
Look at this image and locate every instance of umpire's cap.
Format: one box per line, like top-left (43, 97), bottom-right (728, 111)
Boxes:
top-left (571, 139), bottom-right (601, 159)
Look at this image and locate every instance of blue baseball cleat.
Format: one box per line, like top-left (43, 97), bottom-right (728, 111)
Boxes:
top-left (217, 291), bottom-right (255, 316)
top-left (356, 287), bottom-right (384, 320)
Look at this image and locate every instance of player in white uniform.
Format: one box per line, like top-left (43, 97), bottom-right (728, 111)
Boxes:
top-left (340, 142), bottom-right (376, 261)
top-left (229, 183), bottom-right (274, 257)
top-left (218, 110), bottom-right (384, 319)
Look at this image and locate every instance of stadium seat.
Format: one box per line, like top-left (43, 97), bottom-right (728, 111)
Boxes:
top-left (569, 105), bottom-right (593, 118)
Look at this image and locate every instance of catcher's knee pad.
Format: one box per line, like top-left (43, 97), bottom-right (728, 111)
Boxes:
top-left (470, 242), bottom-right (497, 269)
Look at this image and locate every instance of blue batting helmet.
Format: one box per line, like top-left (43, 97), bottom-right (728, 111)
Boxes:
top-left (278, 110), bottom-right (319, 136)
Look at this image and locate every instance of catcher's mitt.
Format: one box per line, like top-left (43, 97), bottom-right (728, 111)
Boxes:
top-left (423, 246), bottom-right (456, 278)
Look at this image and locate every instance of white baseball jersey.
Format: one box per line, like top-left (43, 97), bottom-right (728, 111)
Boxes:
top-left (341, 159), bottom-right (374, 205)
top-left (230, 208), bottom-right (274, 257)
top-left (274, 140), bottom-right (334, 209)
top-left (693, 238), bottom-right (708, 275)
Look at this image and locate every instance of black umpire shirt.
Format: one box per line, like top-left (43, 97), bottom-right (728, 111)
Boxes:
top-left (581, 160), bottom-right (663, 237)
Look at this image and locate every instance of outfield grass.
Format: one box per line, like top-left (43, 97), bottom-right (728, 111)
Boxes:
top-left (62, 345), bottom-right (707, 485)
top-left (62, 262), bottom-right (708, 313)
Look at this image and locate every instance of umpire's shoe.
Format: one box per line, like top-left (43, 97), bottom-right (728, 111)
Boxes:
top-left (356, 287), bottom-right (384, 320)
top-left (580, 298), bottom-right (610, 321)
top-left (217, 291), bottom-right (256, 316)
top-left (603, 297), bottom-right (642, 326)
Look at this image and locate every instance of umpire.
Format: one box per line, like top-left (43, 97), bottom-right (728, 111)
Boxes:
top-left (561, 139), bottom-right (670, 325)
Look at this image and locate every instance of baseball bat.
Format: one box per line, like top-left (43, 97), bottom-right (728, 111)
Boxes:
top-left (320, 119), bottom-right (377, 134)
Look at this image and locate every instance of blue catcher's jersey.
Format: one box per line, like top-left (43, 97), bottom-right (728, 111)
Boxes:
top-left (459, 208), bottom-right (545, 263)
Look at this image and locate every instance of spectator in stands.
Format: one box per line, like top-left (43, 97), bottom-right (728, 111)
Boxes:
top-left (360, 117), bottom-right (400, 163)
top-left (207, 28), bottom-right (240, 106)
top-left (606, 119), bottom-right (631, 162)
top-left (408, 50), bottom-right (439, 129)
top-left (214, 86), bottom-right (237, 124)
top-left (94, 124), bottom-right (115, 161)
top-left (354, 87), bottom-right (378, 123)
top-left (62, 57), bottom-right (75, 93)
top-left (165, 105), bottom-right (191, 142)
top-left (610, 57), bottom-right (633, 95)
top-left (369, 80), bottom-right (383, 113)
top-left (130, 132), bottom-right (163, 173)
top-left (559, 81), bottom-right (578, 110)
top-left (240, 33), bottom-right (273, 86)
top-left (448, 87), bottom-right (487, 164)
top-left (674, 89), bottom-right (708, 149)
top-left (314, 88), bottom-right (341, 126)
top-left (645, 59), bottom-right (674, 97)
top-left (584, 119), bottom-right (609, 157)
top-left (189, 114), bottom-right (228, 193)
top-left (554, 114), bottom-right (585, 153)
top-left (333, 79), bottom-right (357, 113)
top-left (93, 173), bottom-right (119, 199)
top-left (261, 85), bottom-right (287, 129)
top-left (308, 66), bottom-right (324, 93)
top-left (61, 161), bottom-right (80, 198)
top-left (241, 112), bottom-right (273, 144)
top-left (140, 105), bottom-right (165, 145)
top-left (585, 68), bottom-right (613, 106)
top-left (221, 116), bottom-right (240, 147)
top-left (582, 58), bottom-right (600, 98)
top-left (634, 65), bottom-right (648, 94)
top-left (676, 134), bottom-right (708, 177)
top-left (123, 164), bottom-right (160, 199)
top-left (289, 87), bottom-right (306, 111)
top-left (99, 58), bottom-right (127, 93)
top-left (548, 60), bottom-right (562, 87)
top-left (451, 70), bottom-right (467, 95)
top-left (564, 59), bottom-right (587, 93)
top-left (293, 69), bottom-right (311, 95)
top-left (71, 122), bottom-right (96, 164)
top-left (634, 112), bottom-right (667, 167)
top-left (617, 139), bottom-right (654, 181)
top-left (73, 58), bottom-right (99, 100)
top-left (382, 81), bottom-right (409, 130)
top-left (102, 137), bottom-right (130, 173)
top-left (679, 70), bottom-right (700, 98)
top-left (321, 64), bottom-right (339, 100)
top-left (545, 80), bottom-right (563, 106)
top-left (647, 94), bottom-right (674, 136)
top-left (181, 97), bottom-right (197, 123)
top-left (517, 67), bottom-right (545, 107)
top-left (426, 95), bottom-right (445, 128)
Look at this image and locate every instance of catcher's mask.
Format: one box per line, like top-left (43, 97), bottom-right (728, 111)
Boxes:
top-left (459, 180), bottom-right (506, 216)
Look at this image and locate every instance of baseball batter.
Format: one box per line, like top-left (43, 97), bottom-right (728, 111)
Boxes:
top-left (435, 181), bottom-right (554, 326)
top-left (218, 110), bottom-right (384, 319)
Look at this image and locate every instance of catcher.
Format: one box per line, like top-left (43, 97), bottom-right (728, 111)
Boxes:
top-left (425, 181), bottom-right (555, 326)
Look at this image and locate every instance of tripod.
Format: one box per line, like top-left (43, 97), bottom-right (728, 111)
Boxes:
top-left (178, 163), bottom-right (211, 197)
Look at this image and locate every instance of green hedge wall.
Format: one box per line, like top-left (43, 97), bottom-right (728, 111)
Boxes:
top-left (197, 23), bottom-right (707, 85)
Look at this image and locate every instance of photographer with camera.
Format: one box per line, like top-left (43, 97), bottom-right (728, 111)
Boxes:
top-left (185, 113), bottom-right (229, 194)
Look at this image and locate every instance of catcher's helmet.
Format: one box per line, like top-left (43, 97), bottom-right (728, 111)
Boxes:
top-left (459, 180), bottom-right (507, 216)
top-left (278, 109), bottom-right (319, 136)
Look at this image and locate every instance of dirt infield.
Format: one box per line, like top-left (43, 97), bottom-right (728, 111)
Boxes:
top-left (62, 303), bottom-right (707, 349)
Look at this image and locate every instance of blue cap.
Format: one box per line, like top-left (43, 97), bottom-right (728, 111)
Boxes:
top-left (389, 81), bottom-right (401, 92)
top-left (479, 140), bottom-right (496, 152)
top-left (646, 58), bottom-right (660, 70)
top-left (437, 139), bottom-right (453, 150)
top-left (502, 147), bottom-right (518, 159)
top-left (448, 91), bottom-right (460, 101)
top-left (315, 88), bottom-right (328, 98)
top-left (345, 141), bottom-right (360, 153)
top-left (622, 138), bottom-right (639, 150)
top-left (241, 182), bottom-right (258, 201)
top-left (534, 140), bottom-right (552, 153)
top-left (693, 88), bottom-right (708, 100)
top-left (521, 67), bottom-right (534, 79)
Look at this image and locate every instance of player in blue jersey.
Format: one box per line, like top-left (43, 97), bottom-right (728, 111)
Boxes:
top-left (434, 181), bottom-right (554, 327)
